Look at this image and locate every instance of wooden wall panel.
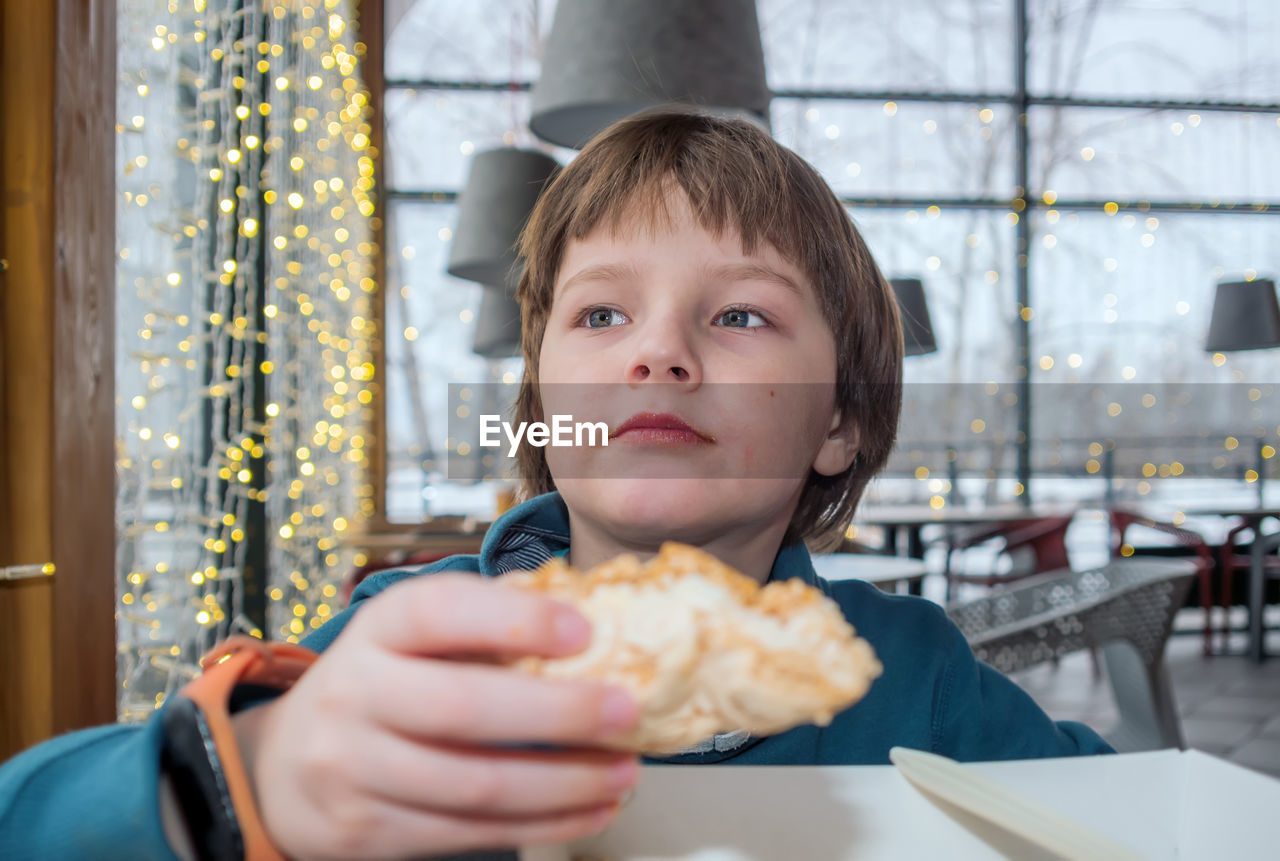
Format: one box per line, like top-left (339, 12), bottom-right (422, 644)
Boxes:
top-left (0, 0), bottom-right (58, 761)
top-left (0, 582), bottom-right (53, 759)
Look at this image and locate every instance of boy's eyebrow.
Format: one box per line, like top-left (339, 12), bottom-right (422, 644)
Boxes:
top-left (556, 262), bottom-right (642, 296)
top-left (556, 261), bottom-right (805, 297)
top-left (706, 262), bottom-right (805, 297)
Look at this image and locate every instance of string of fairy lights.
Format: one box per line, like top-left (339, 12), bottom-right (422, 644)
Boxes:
top-left (116, 0), bottom-right (374, 720)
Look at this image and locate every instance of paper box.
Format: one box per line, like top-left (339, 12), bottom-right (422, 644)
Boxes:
top-left (522, 750), bottom-right (1280, 860)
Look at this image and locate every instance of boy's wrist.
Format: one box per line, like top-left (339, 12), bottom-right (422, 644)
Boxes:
top-left (161, 695), bottom-right (245, 860)
top-left (161, 636), bottom-right (316, 861)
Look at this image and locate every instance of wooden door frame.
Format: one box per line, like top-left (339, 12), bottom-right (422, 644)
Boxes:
top-left (49, 0), bottom-right (117, 738)
top-left (0, 0), bottom-right (117, 758)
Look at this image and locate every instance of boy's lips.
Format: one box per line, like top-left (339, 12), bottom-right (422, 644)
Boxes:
top-left (609, 412), bottom-right (715, 445)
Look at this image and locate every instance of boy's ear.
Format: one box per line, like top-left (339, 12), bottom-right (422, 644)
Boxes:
top-left (812, 409), bottom-right (860, 477)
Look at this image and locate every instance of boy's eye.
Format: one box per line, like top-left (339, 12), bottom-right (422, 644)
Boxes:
top-left (715, 307), bottom-right (767, 328)
top-left (583, 307), bottom-right (629, 328)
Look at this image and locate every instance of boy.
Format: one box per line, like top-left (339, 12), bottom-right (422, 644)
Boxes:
top-left (0, 109), bottom-right (1110, 860)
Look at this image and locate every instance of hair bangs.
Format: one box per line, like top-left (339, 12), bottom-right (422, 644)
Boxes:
top-left (558, 117), bottom-right (810, 274)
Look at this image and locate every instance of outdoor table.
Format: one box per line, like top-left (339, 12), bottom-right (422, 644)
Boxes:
top-left (854, 503), bottom-right (1070, 559)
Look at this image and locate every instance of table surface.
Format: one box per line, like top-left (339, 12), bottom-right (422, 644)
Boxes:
top-left (533, 750), bottom-right (1280, 861)
top-left (810, 553), bottom-right (929, 583)
top-left (1175, 506), bottom-right (1280, 519)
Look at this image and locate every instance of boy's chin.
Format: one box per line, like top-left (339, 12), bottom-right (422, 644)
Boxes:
top-left (557, 476), bottom-right (798, 547)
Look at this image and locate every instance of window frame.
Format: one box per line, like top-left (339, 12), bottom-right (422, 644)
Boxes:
top-left (362, 0), bottom-right (1280, 530)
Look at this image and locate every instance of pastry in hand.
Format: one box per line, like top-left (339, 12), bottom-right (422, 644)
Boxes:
top-left (503, 543), bottom-right (882, 755)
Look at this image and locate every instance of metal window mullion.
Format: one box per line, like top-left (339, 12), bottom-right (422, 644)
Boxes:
top-left (381, 79), bottom-right (1280, 115)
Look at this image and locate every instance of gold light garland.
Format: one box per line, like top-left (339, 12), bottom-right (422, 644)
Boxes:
top-left (116, 0), bottom-right (373, 720)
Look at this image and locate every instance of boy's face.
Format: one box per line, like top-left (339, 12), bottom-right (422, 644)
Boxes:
top-left (538, 190), bottom-right (858, 549)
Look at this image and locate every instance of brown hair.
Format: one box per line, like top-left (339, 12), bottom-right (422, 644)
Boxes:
top-left (512, 109), bottom-right (902, 550)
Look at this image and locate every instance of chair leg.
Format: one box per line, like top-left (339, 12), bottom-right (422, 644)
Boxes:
top-left (1198, 567), bottom-right (1213, 657)
top-left (1101, 640), bottom-right (1185, 752)
top-left (1218, 522), bottom-right (1250, 655)
top-left (1220, 560), bottom-right (1235, 655)
top-left (1088, 646), bottom-right (1103, 682)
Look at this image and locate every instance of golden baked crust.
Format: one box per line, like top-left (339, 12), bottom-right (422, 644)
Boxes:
top-left (504, 543), bottom-right (882, 754)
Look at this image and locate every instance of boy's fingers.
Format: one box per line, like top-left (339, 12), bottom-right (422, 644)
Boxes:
top-left (357, 573), bottom-right (591, 659)
top-left (354, 732), bottom-right (638, 817)
top-left (367, 656), bottom-right (638, 748)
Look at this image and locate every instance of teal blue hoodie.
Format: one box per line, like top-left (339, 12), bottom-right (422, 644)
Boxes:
top-left (0, 492), bottom-right (1111, 858)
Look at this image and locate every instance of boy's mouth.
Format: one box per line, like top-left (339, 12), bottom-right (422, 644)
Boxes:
top-left (610, 412), bottom-right (716, 445)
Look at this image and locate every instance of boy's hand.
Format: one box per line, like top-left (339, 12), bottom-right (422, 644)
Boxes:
top-left (235, 573), bottom-right (640, 860)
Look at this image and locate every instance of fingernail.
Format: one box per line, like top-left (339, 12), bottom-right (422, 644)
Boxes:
top-left (600, 690), bottom-right (638, 733)
top-left (608, 758), bottom-right (639, 792)
top-left (554, 607), bottom-right (591, 649)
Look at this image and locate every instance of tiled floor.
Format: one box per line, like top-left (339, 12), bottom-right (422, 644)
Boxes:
top-left (1009, 611), bottom-right (1280, 779)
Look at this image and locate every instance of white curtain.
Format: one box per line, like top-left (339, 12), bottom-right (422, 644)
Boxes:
top-left (115, 0), bottom-right (373, 719)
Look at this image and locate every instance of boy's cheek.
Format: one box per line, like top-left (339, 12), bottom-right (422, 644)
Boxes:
top-left (539, 383), bottom-right (613, 428)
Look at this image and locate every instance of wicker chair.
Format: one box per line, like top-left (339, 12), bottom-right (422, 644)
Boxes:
top-left (947, 557), bottom-right (1197, 752)
top-left (1108, 509), bottom-right (1216, 656)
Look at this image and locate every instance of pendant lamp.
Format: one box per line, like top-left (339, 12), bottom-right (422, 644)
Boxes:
top-left (890, 277), bottom-right (938, 357)
top-left (471, 283), bottom-right (523, 359)
top-left (447, 148), bottom-right (561, 285)
top-left (1205, 278), bottom-right (1280, 352)
top-left (529, 0), bottom-right (770, 149)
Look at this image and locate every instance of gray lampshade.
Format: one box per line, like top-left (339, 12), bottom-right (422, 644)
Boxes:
top-left (447, 148), bottom-right (561, 285)
top-left (890, 277), bottom-right (938, 357)
top-left (472, 284), bottom-right (523, 358)
top-left (1205, 278), bottom-right (1280, 352)
top-left (529, 0), bottom-right (771, 149)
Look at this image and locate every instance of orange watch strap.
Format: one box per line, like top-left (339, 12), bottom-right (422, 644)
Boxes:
top-left (184, 636), bottom-right (318, 861)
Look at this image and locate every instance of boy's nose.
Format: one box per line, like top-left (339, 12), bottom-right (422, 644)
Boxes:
top-left (629, 361), bottom-right (696, 384)
top-left (625, 323), bottom-right (702, 387)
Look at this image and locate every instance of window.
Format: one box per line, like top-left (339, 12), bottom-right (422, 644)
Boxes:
top-left (374, 0), bottom-right (1280, 524)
